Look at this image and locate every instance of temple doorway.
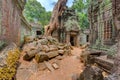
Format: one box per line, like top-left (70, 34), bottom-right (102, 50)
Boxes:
top-left (70, 36), bottom-right (75, 46)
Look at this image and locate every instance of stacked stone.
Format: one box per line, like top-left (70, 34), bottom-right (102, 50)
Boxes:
top-left (23, 36), bottom-right (71, 63)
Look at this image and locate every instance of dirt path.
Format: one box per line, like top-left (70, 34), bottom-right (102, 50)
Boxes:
top-left (16, 47), bottom-right (84, 80)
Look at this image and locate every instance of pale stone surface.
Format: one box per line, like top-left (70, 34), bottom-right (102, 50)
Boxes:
top-left (52, 63), bottom-right (59, 69)
top-left (44, 61), bottom-right (54, 71)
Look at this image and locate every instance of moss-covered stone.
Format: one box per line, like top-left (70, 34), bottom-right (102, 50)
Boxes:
top-left (0, 48), bottom-right (20, 80)
top-left (64, 19), bottom-right (80, 32)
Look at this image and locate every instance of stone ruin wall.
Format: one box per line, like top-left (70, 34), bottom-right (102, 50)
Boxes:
top-left (0, 0), bottom-right (31, 47)
top-left (112, 0), bottom-right (120, 38)
top-left (20, 16), bottom-right (31, 45)
top-left (88, 0), bottom-right (117, 46)
top-left (0, 0), bottom-right (2, 48)
top-left (1, 0), bottom-right (22, 45)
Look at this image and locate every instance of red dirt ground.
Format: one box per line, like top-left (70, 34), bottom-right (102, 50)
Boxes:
top-left (17, 47), bottom-right (84, 80)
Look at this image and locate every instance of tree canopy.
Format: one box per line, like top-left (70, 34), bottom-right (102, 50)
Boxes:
top-left (24, 0), bottom-right (51, 26)
top-left (71, 0), bottom-right (90, 30)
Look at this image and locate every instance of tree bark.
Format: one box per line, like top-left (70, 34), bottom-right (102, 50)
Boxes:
top-left (44, 0), bottom-right (67, 36)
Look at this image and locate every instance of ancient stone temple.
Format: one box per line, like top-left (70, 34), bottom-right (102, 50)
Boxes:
top-left (0, 0), bottom-right (31, 48)
top-left (112, 0), bottom-right (120, 38)
top-left (88, 0), bottom-right (118, 46)
top-left (52, 8), bottom-right (80, 46)
top-left (30, 22), bottom-right (43, 37)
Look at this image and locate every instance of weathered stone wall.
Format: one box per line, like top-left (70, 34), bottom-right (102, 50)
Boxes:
top-left (0, 0), bottom-right (31, 46)
top-left (0, 0), bottom-right (1, 36)
top-left (20, 16), bottom-right (31, 45)
top-left (31, 23), bottom-right (43, 38)
top-left (80, 33), bottom-right (88, 45)
top-left (1, 0), bottom-right (21, 45)
top-left (60, 9), bottom-right (81, 46)
top-left (0, 0), bottom-right (3, 48)
top-left (88, 0), bottom-right (116, 46)
top-left (112, 0), bottom-right (120, 38)
top-left (0, 1), bottom-right (2, 36)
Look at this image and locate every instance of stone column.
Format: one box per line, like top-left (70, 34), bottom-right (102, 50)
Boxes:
top-left (66, 32), bottom-right (70, 44)
top-left (76, 32), bottom-right (80, 47)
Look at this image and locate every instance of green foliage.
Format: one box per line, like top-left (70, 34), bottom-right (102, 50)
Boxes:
top-left (71, 0), bottom-right (90, 30)
top-left (24, 0), bottom-right (51, 26)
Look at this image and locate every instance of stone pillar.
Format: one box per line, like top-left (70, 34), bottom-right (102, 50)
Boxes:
top-left (66, 32), bottom-right (70, 44)
top-left (76, 33), bottom-right (80, 47)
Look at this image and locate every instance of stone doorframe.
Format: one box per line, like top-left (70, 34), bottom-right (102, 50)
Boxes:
top-left (66, 31), bottom-right (80, 47)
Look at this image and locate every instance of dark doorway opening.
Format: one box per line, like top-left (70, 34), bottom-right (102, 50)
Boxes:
top-left (70, 36), bottom-right (74, 46)
top-left (86, 35), bottom-right (89, 42)
top-left (36, 31), bottom-right (42, 35)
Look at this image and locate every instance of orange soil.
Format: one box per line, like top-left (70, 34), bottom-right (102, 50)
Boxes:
top-left (18, 47), bottom-right (84, 80)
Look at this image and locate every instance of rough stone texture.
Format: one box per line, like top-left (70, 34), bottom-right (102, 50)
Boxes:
top-left (16, 69), bottom-right (32, 80)
top-left (78, 65), bottom-right (104, 80)
top-left (2, 0), bottom-right (21, 45)
top-left (35, 52), bottom-right (49, 63)
top-left (0, 0), bottom-right (31, 46)
top-left (39, 63), bottom-right (47, 71)
top-left (58, 50), bottom-right (65, 55)
top-left (47, 51), bottom-right (59, 58)
top-left (52, 63), bottom-right (59, 69)
top-left (44, 61), bottom-right (55, 71)
top-left (112, 0), bottom-right (120, 41)
top-left (88, 0), bottom-right (117, 46)
top-left (23, 37), bottom-right (71, 63)
top-left (0, 43), bottom-right (17, 67)
top-left (60, 8), bottom-right (80, 46)
top-left (49, 45), bottom-right (58, 52)
top-left (23, 49), bottom-right (40, 61)
top-left (0, 0), bottom-right (1, 36)
top-left (104, 73), bottom-right (119, 80)
top-left (94, 56), bottom-right (114, 73)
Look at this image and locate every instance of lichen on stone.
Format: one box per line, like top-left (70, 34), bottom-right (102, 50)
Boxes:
top-left (0, 48), bottom-right (20, 80)
top-left (64, 18), bottom-right (80, 31)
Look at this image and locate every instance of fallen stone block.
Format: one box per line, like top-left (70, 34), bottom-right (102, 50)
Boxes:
top-left (16, 69), bottom-right (32, 80)
top-left (39, 63), bottom-right (47, 71)
top-left (58, 50), bottom-right (65, 55)
top-left (44, 61), bottom-right (54, 71)
top-left (47, 51), bottom-right (59, 59)
top-left (52, 63), bottom-right (59, 69)
top-left (55, 55), bottom-right (63, 60)
top-left (42, 45), bottom-right (50, 52)
top-left (35, 52), bottom-right (49, 63)
top-left (23, 49), bottom-right (40, 61)
top-left (39, 39), bottom-right (49, 45)
top-left (78, 65), bottom-right (104, 80)
top-left (48, 45), bottom-right (58, 52)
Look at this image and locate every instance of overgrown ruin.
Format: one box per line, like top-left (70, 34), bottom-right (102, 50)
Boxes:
top-left (0, 0), bottom-right (120, 80)
top-left (51, 8), bottom-right (80, 46)
top-left (88, 0), bottom-right (120, 47)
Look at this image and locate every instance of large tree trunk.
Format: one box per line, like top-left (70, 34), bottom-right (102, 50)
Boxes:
top-left (44, 0), bottom-right (67, 36)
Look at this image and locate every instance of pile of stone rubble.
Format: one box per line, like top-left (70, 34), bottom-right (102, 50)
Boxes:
top-left (22, 36), bottom-right (72, 63)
